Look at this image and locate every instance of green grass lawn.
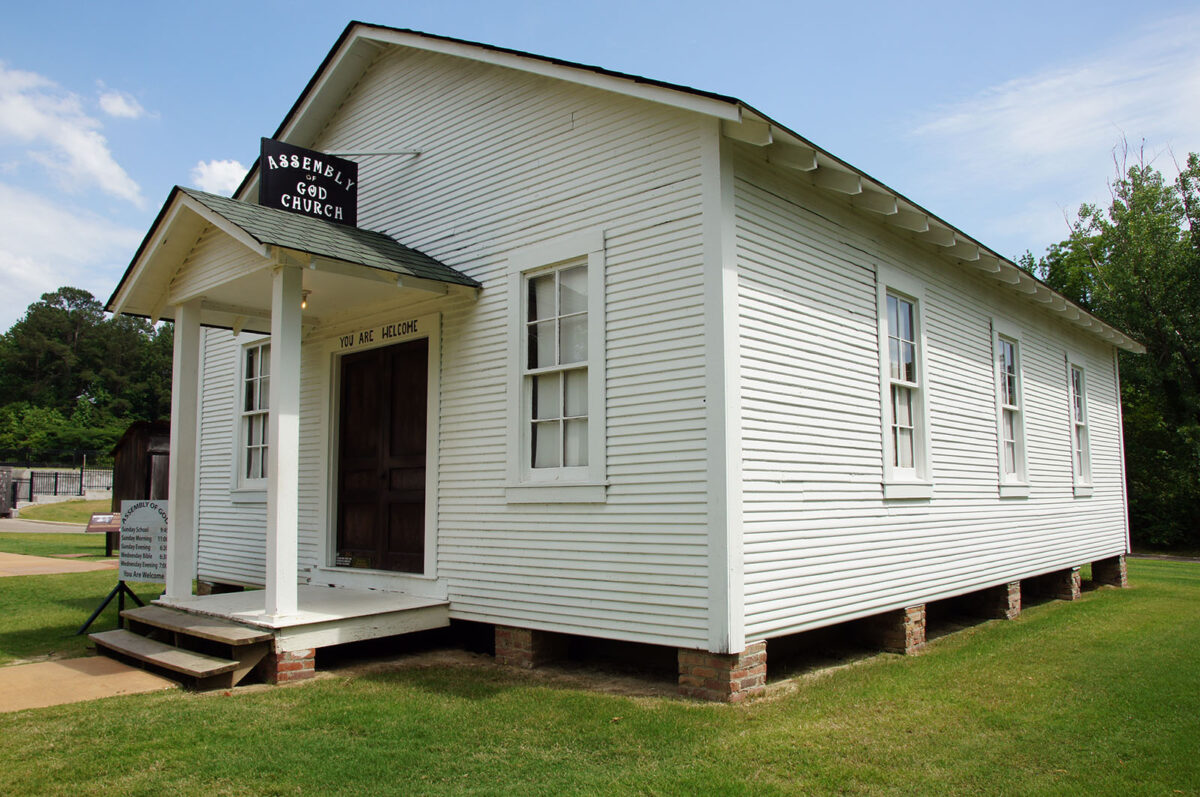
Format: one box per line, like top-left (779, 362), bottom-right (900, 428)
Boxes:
top-left (0, 531), bottom-right (110, 559)
top-left (17, 499), bottom-right (113, 524)
top-left (1, 559), bottom-right (1198, 795)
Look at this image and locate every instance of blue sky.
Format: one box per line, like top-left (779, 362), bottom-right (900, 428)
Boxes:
top-left (0, 1), bottom-right (1197, 331)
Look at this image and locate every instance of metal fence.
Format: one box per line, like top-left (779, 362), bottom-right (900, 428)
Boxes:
top-left (10, 468), bottom-right (114, 503)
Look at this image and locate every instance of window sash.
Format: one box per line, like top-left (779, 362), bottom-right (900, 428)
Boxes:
top-left (1070, 365), bottom-right (1089, 482)
top-left (241, 342), bottom-right (270, 481)
top-left (995, 335), bottom-right (1024, 481)
top-left (886, 293), bottom-right (921, 475)
top-left (525, 264), bottom-right (589, 471)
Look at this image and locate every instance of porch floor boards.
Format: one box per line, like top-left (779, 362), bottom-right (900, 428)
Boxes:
top-left (156, 585), bottom-right (448, 629)
top-left (155, 585), bottom-right (451, 654)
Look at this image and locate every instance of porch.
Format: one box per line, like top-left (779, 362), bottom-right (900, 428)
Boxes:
top-left (91, 586), bottom-right (450, 688)
top-left (157, 585), bottom-right (450, 653)
top-left (106, 186), bottom-right (480, 628)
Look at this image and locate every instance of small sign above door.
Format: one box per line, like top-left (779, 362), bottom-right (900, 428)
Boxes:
top-left (259, 138), bottom-right (358, 227)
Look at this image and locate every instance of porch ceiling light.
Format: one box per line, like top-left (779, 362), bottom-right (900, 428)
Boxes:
top-left (301, 290), bottom-right (311, 310)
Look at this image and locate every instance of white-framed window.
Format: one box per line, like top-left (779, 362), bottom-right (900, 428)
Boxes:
top-left (876, 265), bottom-right (931, 499)
top-left (526, 263), bottom-right (589, 471)
top-left (1067, 358), bottom-right (1091, 491)
top-left (992, 319), bottom-right (1028, 496)
top-left (506, 229), bottom-right (607, 503)
top-left (239, 338), bottom-right (270, 485)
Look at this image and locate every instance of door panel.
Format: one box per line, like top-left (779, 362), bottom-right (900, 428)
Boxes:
top-left (336, 338), bottom-right (428, 573)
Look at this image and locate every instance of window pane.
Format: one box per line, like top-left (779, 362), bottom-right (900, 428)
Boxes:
top-left (247, 447), bottom-right (262, 480)
top-left (564, 419), bottom-right (588, 466)
top-left (246, 347), bottom-right (257, 379)
top-left (888, 338), bottom-right (901, 380)
top-left (895, 427), bottom-right (913, 468)
top-left (900, 341), bottom-right (915, 383)
top-left (248, 416), bottom-right (261, 446)
top-left (560, 314), bottom-right (587, 364)
top-left (899, 300), bottom-right (913, 341)
top-left (559, 266), bottom-right (587, 315)
top-left (259, 345), bottom-right (270, 376)
top-left (1004, 441), bottom-right (1016, 475)
top-left (245, 379), bottom-right (256, 412)
top-left (564, 369), bottom-right (587, 416)
top-left (261, 446), bottom-right (268, 479)
top-left (258, 376), bottom-right (270, 410)
top-left (529, 274), bottom-right (556, 322)
top-left (1002, 409), bottom-right (1015, 441)
top-left (1072, 369), bottom-right (1084, 421)
top-left (887, 295), bottom-right (899, 337)
top-left (532, 421), bottom-right (561, 468)
top-left (892, 386), bottom-right (913, 426)
top-left (532, 373), bottom-right (560, 420)
top-left (528, 321), bottom-right (555, 368)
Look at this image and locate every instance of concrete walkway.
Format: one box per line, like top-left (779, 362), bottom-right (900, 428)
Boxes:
top-left (0, 551), bottom-right (116, 577)
top-left (0, 657), bottom-right (176, 713)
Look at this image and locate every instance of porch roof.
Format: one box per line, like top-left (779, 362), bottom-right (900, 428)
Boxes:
top-left (105, 186), bottom-right (479, 329)
top-left (176, 188), bottom-right (480, 288)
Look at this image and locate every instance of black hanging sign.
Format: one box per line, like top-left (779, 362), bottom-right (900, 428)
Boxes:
top-left (259, 138), bottom-right (358, 227)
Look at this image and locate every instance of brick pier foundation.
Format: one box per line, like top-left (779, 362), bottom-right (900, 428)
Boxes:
top-left (1046, 567), bottom-right (1082, 601)
top-left (863, 605), bottom-right (926, 654)
top-left (261, 647), bottom-right (316, 684)
top-left (1092, 555), bottom-right (1128, 588)
top-left (494, 626), bottom-right (567, 669)
top-left (677, 641), bottom-right (767, 703)
top-left (973, 581), bottom-right (1022, 620)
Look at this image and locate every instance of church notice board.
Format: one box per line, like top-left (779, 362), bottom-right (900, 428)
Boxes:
top-left (117, 500), bottom-right (168, 583)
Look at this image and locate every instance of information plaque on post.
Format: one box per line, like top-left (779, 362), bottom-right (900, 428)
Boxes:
top-left (77, 500), bottom-right (168, 634)
top-left (117, 500), bottom-right (168, 584)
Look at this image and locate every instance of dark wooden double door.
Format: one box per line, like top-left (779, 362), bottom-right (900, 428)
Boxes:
top-left (336, 339), bottom-right (428, 573)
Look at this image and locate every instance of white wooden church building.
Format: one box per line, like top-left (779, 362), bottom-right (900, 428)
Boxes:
top-left (105, 22), bottom-right (1139, 699)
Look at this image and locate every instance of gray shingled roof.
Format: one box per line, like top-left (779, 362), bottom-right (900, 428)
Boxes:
top-left (180, 187), bottom-right (480, 288)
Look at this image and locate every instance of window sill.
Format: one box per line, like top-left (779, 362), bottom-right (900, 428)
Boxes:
top-left (1073, 484), bottom-right (1094, 498)
top-left (999, 483), bottom-right (1030, 499)
top-left (882, 481), bottom-right (933, 500)
top-left (505, 482), bottom-right (608, 504)
top-left (230, 487), bottom-right (267, 504)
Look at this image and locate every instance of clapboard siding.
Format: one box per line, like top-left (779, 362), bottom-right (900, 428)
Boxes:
top-left (194, 45), bottom-right (713, 647)
top-left (196, 327), bottom-right (266, 586)
top-left (733, 144), bottom-right (1128, 640)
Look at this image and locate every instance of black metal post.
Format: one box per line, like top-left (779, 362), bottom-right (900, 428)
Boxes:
top-left (76, 581), bottom-right (145, 635)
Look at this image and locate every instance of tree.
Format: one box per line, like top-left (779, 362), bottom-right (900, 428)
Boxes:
top-left (0, 287), bottom-right (174, 458)
top-left (1033, 146), bottom-right (1200, 548)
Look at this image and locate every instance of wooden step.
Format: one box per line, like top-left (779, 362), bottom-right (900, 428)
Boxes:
top-left (90, 629), bottom-right (238, 679)
top-left (121, 605), bottom-right (273, 645)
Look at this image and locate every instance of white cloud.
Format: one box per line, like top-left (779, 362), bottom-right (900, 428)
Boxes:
top-left (0, 181), bottom-right (142, 331)
top-left (909, 11), bottom-right (1200, 255)
top-left (190, 159), bottom-right (247, 196)
top-left (98, 89), bottom-right (147, 119)
top-left (0, 63), bottom-right (144, 206)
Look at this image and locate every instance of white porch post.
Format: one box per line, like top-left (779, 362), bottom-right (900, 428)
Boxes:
top-left (265, 264), bottom-right (302, 617)
top-left (165, 298), bottom-right (202, 600)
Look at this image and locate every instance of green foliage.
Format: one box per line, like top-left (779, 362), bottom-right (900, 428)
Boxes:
top-left (1033, 147), bottom-right (1200, 548)
top-left (0, 287), bottom-right (172, 458)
